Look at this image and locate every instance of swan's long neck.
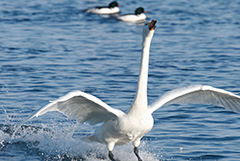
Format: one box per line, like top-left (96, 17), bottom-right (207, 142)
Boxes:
top-left (128, 33), bottom-right (153, 115)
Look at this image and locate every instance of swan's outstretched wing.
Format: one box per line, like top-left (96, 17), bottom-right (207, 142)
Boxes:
top-left (148, 85), bottom-right (240, 114)
top-left (28, 91), bottom-right (124, 125)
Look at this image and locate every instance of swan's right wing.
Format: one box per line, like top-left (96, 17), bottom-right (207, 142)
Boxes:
top-left (149, 85), bottom-right (240, 114)
top-left (27, 91), bottom-right (124, 125)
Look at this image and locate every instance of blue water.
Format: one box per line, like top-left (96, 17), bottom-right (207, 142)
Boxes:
top-left (0, 0), bottom-right (240, 160)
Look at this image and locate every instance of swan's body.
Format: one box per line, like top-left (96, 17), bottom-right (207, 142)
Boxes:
top-left (85, 1), bottom-right (120, 15)
top-left (24, 20), bottom-right (240, 161)
top-left (117, 7), bottom-right (147, 22)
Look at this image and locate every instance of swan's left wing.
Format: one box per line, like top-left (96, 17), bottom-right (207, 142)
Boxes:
top-left (148, 85), bottom-right (240, 114)
top-left (27, 91), bottom-right (124, 125)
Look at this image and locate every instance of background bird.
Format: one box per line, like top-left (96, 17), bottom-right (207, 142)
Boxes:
top-left (85, 1), bottom-right (120, 15)
top-left (117, 7), bottom-right (147, 22)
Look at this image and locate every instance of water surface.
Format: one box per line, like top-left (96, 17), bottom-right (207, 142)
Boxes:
top-left (0, 0), bottom-right (240, 160)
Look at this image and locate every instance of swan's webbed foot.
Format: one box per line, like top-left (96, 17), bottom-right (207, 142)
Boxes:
top-left (134, 147), bottom-right (143, 161)
top-left (108, 151), bottom-right (115, 161)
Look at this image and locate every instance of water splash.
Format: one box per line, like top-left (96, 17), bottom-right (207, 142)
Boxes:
top-left (0, 123), bottom-right (158, 161)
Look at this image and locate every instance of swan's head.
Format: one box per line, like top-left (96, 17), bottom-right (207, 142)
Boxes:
top-left (142, 19), bottom-right (157, 39)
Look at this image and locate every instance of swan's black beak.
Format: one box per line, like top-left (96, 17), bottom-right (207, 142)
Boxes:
top-left (148, 20), bottom-right (157, 31)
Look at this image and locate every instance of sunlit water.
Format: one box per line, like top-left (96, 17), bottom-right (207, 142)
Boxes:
top-left (0, 0), bottom-right (240, 160)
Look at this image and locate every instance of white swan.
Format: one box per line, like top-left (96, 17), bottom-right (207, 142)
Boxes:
top-left (23, 20), bottom-right (240, 161)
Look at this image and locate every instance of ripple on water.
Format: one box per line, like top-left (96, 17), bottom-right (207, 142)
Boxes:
top-left (1, 0), bottom-right (240, 160)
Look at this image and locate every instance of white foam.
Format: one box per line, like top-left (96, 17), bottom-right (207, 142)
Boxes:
top-left (2, 123), bottom-right (158, 160)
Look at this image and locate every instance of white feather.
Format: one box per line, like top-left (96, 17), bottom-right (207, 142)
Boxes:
top-left (85, 7), bottom-right (120, 14)
top-left (28, 90), bottom-right (124, 125)
top-left (149, 85), bottom-right (240, 114)
top-left (117, 13), bottom-right (146, 22)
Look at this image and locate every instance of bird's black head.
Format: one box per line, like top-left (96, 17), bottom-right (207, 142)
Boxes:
top-left (109, 1), bottom-right (119, 8)
top-left (135, 7), bottom-right (145, 15)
